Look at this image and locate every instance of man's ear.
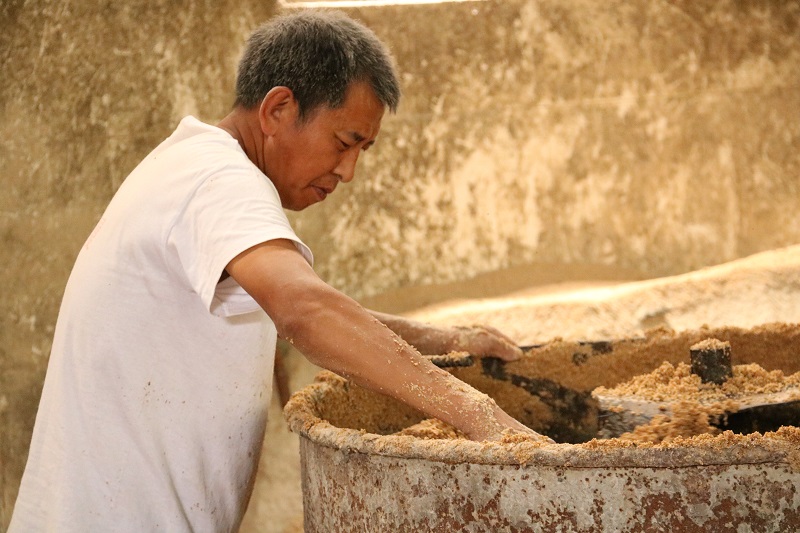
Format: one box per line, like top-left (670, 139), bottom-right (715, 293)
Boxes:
top-left (258, 86), bottom-right (298, 135)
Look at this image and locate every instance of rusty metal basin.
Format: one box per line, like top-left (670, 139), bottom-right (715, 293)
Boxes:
top-left (285, 324), bottom-right (800, 532)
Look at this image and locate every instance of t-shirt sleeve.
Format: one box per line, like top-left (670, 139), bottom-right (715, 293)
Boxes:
top-left (167, 165), bottom-right (313, 317)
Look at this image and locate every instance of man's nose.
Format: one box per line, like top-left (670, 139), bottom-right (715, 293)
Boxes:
top-left (334, 149), bottom-right (359, 183)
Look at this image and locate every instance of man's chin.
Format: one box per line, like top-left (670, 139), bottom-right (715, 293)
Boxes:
top-left (284, 199), bottom-right (318, 211)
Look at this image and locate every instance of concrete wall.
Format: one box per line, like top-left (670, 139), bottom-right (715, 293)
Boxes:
top-left (320, 0), bottom-right (800, 297)
top-left (2, 0), bottom-right (799, 528)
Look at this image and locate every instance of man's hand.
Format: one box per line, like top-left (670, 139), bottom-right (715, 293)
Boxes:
top-left (477, 402), bottom-right (555, 444)
top-left (449, 325), bottom-right (523, 361)
top-left (369, 311), bottom-right (524, 362)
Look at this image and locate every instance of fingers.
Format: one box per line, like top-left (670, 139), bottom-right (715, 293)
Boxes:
top-left (500, 428), bottom-right (556, 444)
top-left (478, 325), bottom-right (518, 345)
top-left (491, 342), bottom-right (524, 362)
top-left (473, 403), bottom-right (555, 444)
top-left (497, 412), bottom-right (555, 444)
top-left (457, 325), bottom-right (523, 362)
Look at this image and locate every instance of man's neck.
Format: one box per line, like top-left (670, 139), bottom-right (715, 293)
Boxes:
top-left (217, 108), bottom-right (265, 171)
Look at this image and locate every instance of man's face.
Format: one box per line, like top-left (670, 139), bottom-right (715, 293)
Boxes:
top-left (265, 82), bottom-right (385, 211)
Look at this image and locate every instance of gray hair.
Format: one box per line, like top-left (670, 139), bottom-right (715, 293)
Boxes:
top-left (234, 11), bottom-right (401, 119)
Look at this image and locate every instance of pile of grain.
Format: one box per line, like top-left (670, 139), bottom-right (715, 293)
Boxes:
top-left (593, 359), bottom-right (800, 444)
top-left (594, 361), bottom-right (800, 403)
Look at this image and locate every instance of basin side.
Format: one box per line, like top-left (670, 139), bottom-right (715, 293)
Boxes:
top-left (300, 437), bottom-right (800, 533)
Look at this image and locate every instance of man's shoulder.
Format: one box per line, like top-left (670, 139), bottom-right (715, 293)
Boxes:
top-left (167, 117), bottom-right (241, 156)
top-left (146, 118), bottom-right (254, 180)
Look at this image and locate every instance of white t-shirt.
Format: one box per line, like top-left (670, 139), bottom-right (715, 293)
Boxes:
top-left (10, 116), bottom-right (312, 532)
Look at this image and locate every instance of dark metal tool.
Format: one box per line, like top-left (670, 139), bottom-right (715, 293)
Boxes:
top-left (425, 344), bottom-right (541, 369)
top-left (424, 353), bottom-right (475, 368)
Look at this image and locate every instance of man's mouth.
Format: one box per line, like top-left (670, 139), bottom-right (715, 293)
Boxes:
top-left (313, 185), bottom-right (332, 201)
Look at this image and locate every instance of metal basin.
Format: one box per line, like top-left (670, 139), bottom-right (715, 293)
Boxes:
top-left (285, 324), bottom-right (800, 532)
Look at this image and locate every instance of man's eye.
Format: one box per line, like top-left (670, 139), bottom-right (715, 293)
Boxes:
top-left (338, 139), bottom-right (352, 151)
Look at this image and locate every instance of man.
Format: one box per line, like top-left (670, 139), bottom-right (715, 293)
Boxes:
top-left (10, 10), bottom-right (546, 532)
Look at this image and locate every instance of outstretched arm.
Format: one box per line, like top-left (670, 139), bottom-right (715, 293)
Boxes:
top-left (226, 239), bottom-right (546, 442)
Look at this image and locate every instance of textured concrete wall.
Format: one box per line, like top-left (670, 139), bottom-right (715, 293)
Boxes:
top-left (309, 0), bottom-right (800, 297)
top-left (2, 0), bottom-right (799, 529)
